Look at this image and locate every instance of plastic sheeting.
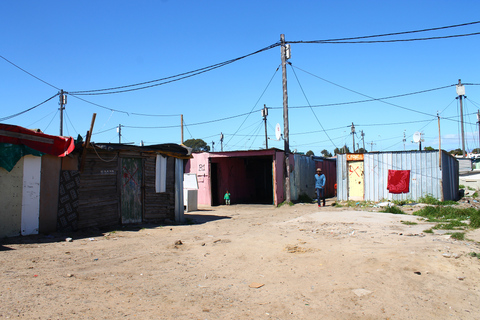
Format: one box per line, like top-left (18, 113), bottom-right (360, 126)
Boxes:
top-left (0, 143), bottom-right (43, 172)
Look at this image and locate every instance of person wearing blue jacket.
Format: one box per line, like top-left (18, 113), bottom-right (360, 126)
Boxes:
top-left (315, 168), bottom-right (326, 207)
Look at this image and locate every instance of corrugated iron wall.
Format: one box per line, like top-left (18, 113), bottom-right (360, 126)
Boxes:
top-left (337, 151), bottom-right (459, 202)
top-left (290, 155), bottom-right (316, 201)
top-left (290, 155), bottom-right (337, 201)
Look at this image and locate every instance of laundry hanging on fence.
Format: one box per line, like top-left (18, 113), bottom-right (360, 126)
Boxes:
top-left (387, 170), bottom-right (410, 194)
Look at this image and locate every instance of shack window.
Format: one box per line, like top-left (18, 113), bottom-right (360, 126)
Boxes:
top-left (156, 155), bottom-right (167, 192)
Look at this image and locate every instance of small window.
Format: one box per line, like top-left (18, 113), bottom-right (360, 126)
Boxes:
top-left (156, 155), bottom-right (167, 193)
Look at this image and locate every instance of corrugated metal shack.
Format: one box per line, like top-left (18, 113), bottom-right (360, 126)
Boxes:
top-left (60, 143), bottom-right (191, 232)
top-left (290, 155), bottom-right (337, 200)
top-left (186, 149), bottom-right (286, 206)
top-left (337, 150), bottom-right (459, 202)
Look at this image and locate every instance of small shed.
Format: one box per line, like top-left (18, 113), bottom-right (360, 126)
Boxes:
top-left (337, 150), bottom-right (459, 202)
top-left (0, 124), bottom-right (75, 238)
top-left (61, 143), bottom-right (191, 232)
top-left (186, 149), bottom-right (287, 206)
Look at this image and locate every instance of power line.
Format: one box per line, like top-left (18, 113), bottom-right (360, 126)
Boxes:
top-left (298, 32), bottom-right (480, 44)
top-left (287, 21), bottom-right (480, 44)
top-left (289, 62), bottom-right (337, 149)
top-left (291, 64), bottom-right (438, 117)
top-left (68, 94), bottom-right (130, 115)
top-left (0, 55), bottom-right (60, 90)
top-left (68, 43), bottom-right (280, 95)
top-left (225, 64), bottom-right (281, 148)
top-left (0, 93), bottom-right (59, 122)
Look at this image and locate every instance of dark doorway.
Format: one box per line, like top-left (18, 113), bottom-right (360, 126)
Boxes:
top-left (211, 156), bottom-right (273, 205)
top-left (211, 162), bottom-right (219, 206)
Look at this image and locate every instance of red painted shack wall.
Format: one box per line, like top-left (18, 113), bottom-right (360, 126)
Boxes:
top-left (315, 159), bottom-right (337, 198)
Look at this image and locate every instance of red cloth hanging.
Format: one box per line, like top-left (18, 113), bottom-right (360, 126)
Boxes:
top-left (387, 170), bottom-right (410, 194)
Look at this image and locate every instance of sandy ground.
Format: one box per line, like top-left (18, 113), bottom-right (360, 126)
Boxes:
top-left (1, 201), bottom-right (480, 320)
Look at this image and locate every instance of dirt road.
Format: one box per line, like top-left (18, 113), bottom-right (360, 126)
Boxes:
top-left (1, 203), bottom-right (480, 319)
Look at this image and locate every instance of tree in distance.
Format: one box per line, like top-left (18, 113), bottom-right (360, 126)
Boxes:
top-left (449, 148), bottom-right (463, 156)
top-left (183, 138), bottom-right (210, 152)
top-left (334, 146), bottom-right (350, 155)
top-left (321, 149), bottom-right (332, 157)
top-left (306, 150), bottom-right (314, 156)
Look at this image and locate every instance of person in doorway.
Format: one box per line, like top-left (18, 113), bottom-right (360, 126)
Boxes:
top-left (224, 190), bottom-right (231, 205)
top-left (315, 168), bottom-right (326, 207)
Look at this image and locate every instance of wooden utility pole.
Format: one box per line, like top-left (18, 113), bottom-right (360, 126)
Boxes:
top-left (456, 79), bottom-right (466, 157)
top-left (118, 124), bottom-right (122, 143)
top-left (438, 112), bottom-right (442, 168)
top-left (220, 132), bottom-right (224, 152)
top-left (80, 113), bottom-right (97, 173)
top-left (59, 90), bottom-right (66, 136)
top-left (181, 114), bottom-right (184, 144)
top-left (281, 34), bottom-right (291, 203)
top-left (351, 122), bottom-right (356, 153)
top-left (477, 110), bottom-right (480, 152)
top-left (361, 130), bottom-right (365, 151)
top-left (263, 104), bottom-right (268, 149)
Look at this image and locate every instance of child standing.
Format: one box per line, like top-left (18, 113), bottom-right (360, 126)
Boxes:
top-left (224, 190), bottom-right (231, 205)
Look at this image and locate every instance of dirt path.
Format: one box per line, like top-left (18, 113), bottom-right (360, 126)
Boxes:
top-left (1, 203), bottom-right (480, 319)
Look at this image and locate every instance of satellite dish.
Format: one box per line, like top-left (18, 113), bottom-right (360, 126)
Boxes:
top-left (275, 123), bottom-right (282, 140)
top-left (413, 132), bottom-right (421, 143)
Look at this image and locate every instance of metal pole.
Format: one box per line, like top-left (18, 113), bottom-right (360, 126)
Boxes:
top-left (281, 34), bottom-right (291, 203)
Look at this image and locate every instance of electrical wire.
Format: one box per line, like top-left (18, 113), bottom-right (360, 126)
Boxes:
top-left (287, 21), bottom-right (480, 44)
top-left (289, 62), bottom-right (337, 149)
top-left (0, 93), bottom-right (59, 122)
top-left (0, 55), bottom-right (61, 90)
top-left (68, 43), bottom-right (280, 95)
top-left (291, 64), bottom-right (439, 117)
top-left (289, 32), bottom-right (480, 44)
top-left (225, 64), bottom-right (281, 149)
top-left (68, 94), bottom-right (130, 115)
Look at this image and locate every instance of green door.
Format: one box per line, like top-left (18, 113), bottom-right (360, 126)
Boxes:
top-left (121, 158), bottom-right (143, 224)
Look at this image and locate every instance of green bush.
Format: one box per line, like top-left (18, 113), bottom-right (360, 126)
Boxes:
top-left (380, 206), bottom-right (404, 214)
top-left (449, 232), bottom-right (465, 240)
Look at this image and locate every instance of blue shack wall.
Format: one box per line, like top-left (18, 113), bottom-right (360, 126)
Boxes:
top-left (337, 150), bottom-right (459, 202)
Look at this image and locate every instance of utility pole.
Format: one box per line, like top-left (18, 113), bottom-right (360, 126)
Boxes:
top-left (368, 141), bottom-right (376, 152)
top-left (220, 132), bottom-right (224, 152)
top-left (262, 104), bottom-right (268, 149)
top-left (361, 130), bottom-right (365, 151)
top-left (212, 141), bottom-right (215, 152)
top-left (477, 110), bottom-right (480, 153)
top-left (59, 90), bottom-right (66, 136)
top-left (281, 34), bottom-right (291, 203)
top-left (438, 112), bottom-right (442, 168)
top-left (118, 124), bottom-right (122, 143)
top-left (351, 122), bottom-right (356, 153)
top-left (456, 79), bottom-right (466, 157)
top-left (181, 114), bottom-right (184, 144)
top-left (403, 131), bottom-right (406, 150)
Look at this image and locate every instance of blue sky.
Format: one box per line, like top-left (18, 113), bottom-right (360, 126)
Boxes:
top-left (2, 1), bottom-right (480, 155)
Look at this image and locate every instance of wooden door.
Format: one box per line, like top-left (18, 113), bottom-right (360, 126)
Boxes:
top-left (348, 160), bottom-right (364, 201)
top-left (121, 158), bottom-right (143, 224)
